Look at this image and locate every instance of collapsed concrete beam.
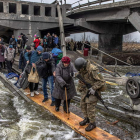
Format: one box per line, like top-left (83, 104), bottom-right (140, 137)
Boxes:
top-left (128, 12), bottom-right (140, 33)
top-left (0, 72), bottom-right (31, 102)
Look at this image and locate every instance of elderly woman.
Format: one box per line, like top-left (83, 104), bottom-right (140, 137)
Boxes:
top-left (52, 56), bottom-right (77, 113)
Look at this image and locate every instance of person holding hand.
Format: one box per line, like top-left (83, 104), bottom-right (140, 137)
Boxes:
top-left (52, 56), bottom-right (77, 113)
top-left (25, 46), bottom-right (43, 97)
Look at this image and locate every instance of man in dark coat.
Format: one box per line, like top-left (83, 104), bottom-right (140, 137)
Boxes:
top-left (47, 33), bottom-right (52, 50)
top-left (36, 52), bottom-right (56, 106)
top-left (21, 33), bottom-right (28, 49)
top-left (9, 35), bottom-right (17, 57)
top-left (52, 56), bottom-right (77, 113)
top-left (19, 46), bottom-right (31, 72)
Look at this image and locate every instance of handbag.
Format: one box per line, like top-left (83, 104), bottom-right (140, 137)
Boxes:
top-left (1, 52), bottom-right (4, 56)
top-left (28, 65), bottom-right (39, 83)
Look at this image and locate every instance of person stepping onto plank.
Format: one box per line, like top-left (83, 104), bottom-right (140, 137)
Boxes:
top-left (52, 56), bottom-right (77, 112)
top-left (75, 58), bottom-right (106, 131)
top-left (36, 52), bottom-right (56, 106)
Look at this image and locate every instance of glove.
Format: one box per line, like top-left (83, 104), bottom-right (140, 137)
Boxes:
top-left (88, 88), bottom-right (95, 95)
top-left (70, 72), bottom-right (79, 78)
top-left (63, 83), bottom-right (70, 89)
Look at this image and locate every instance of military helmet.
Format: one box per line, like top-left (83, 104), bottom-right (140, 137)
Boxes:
top-left (74, 57), bottom-right (87, 71)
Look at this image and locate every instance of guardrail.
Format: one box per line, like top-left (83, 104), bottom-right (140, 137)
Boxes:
top-left (83, 42), bottom-right (133, 77)
top-left (67, 0), bottom-right (127, 13)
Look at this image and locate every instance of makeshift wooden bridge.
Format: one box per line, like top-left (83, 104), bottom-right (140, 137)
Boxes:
top-left (25, 90), bottom-right (120, 140)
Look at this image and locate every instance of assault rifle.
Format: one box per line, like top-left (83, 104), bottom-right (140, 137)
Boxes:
top-left (76, 74), bottom-right (109, 110)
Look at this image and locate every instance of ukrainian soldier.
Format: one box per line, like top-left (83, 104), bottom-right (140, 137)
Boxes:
top-left (74, 57), bottom-right (106, 131)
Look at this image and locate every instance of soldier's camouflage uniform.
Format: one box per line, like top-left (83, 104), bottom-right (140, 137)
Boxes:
top-left (77, 60), bottom-right (105, 123)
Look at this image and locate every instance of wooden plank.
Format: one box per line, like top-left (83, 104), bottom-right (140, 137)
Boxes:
top-left (25, 89), bottom-right (120, 140)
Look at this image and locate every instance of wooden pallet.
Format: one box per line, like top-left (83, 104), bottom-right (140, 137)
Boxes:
top-left (24, 90), bottom-right (120, 140)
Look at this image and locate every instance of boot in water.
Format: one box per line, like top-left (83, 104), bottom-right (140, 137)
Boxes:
top-left (79, 117), bottom-right (89, 126)
top-left (85, 122), bottom-right (96, 131)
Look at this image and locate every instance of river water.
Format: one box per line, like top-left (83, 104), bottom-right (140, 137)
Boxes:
top-left (0, 81), bottom-right (85, 140)
top-left (1, 74), bottom-right (140, 140)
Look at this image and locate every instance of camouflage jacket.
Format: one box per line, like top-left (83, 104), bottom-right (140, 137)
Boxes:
top-left (77, 60), bottom-right (105, 103)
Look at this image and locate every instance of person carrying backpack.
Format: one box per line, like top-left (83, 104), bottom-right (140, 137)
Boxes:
top-left (36, 52), bottom-right (56, 105)
top-left (51, 47), bottom-right (63, 66)
top-left (19, 46), bottom-right (31, 72)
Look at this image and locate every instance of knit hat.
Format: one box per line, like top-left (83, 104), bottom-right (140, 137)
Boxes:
top-left (9, 45), bottom-right (13, 48)
top-left (26, 45), bottom-right (31, 50)
top-left (36, 46), bottom-right (43, 52)
top-left (42, 52), bottom-right (50, 60)
top-left (61, 56), bottom-right (70, 64)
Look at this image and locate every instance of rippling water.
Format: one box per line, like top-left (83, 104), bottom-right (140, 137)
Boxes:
top-left (0, 81), bottom-right (85, 140)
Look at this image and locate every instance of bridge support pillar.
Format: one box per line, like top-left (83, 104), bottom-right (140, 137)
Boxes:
top-left (98, 34), bottom-right (122, 53)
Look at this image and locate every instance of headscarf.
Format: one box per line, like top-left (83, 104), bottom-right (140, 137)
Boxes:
top-left (61, 56), bottom-right (70, 64)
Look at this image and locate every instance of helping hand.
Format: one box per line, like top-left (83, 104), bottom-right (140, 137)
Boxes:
top-left (32, 63), bottom-right (36, 68)
top-left (88, 88), bottom-right (95, 95)
top-left (70, 72), bottom-right (79, 77)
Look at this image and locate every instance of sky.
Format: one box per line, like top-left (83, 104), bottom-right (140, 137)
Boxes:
top-left (21, 0), bottom-right (140, 42)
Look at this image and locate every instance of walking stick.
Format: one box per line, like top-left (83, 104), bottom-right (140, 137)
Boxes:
top-left (65, 87), bottom-right (69, 120)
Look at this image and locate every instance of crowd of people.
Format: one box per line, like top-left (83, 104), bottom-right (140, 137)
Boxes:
top-left (0, 33), bottom-right (106, 132)
top-left (66, 40), bottom-right (91, 51)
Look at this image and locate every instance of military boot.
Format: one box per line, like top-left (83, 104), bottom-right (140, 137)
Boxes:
top-left (79, 117), bottom-right (89, 126)
top-left (85, 122), bottom-right (96, 131)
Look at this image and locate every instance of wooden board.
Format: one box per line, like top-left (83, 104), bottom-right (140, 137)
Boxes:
top-left (25, 90), bottom-right (120, 140)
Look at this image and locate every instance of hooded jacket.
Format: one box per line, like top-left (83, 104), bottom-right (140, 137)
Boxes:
top-left (4, 47), bottom-right (15, 61)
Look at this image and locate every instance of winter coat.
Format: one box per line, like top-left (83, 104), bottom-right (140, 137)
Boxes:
top-left (0, 46), bottom-right (5, 62)
top-left (54, 37), bottom-right (59, 45)
top-left (70, 41), bottom-right (75, 51)
top-left (24, 51), bottom-right (42, 65)
top-left (52, 61), bottom-right (77, 100)
top-left (9, 38), bottom-right (17, 47)
top-left (51, 48), bottom-right (63, 65)
top-left (34, 39), bottom-right (40, 49)
top-left (47, 36), bottom-right (52, 48)
top-left (19, 49), bottom-right (31, 70)
top-left (4, 47), bottom-right (15, 61)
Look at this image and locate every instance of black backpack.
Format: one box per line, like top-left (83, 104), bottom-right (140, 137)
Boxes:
top-left (36, 57), bottom-right (48, 78)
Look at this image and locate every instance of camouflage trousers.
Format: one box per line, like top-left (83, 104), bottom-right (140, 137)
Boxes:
top-left (80, 100), bottom-right (97, 123)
